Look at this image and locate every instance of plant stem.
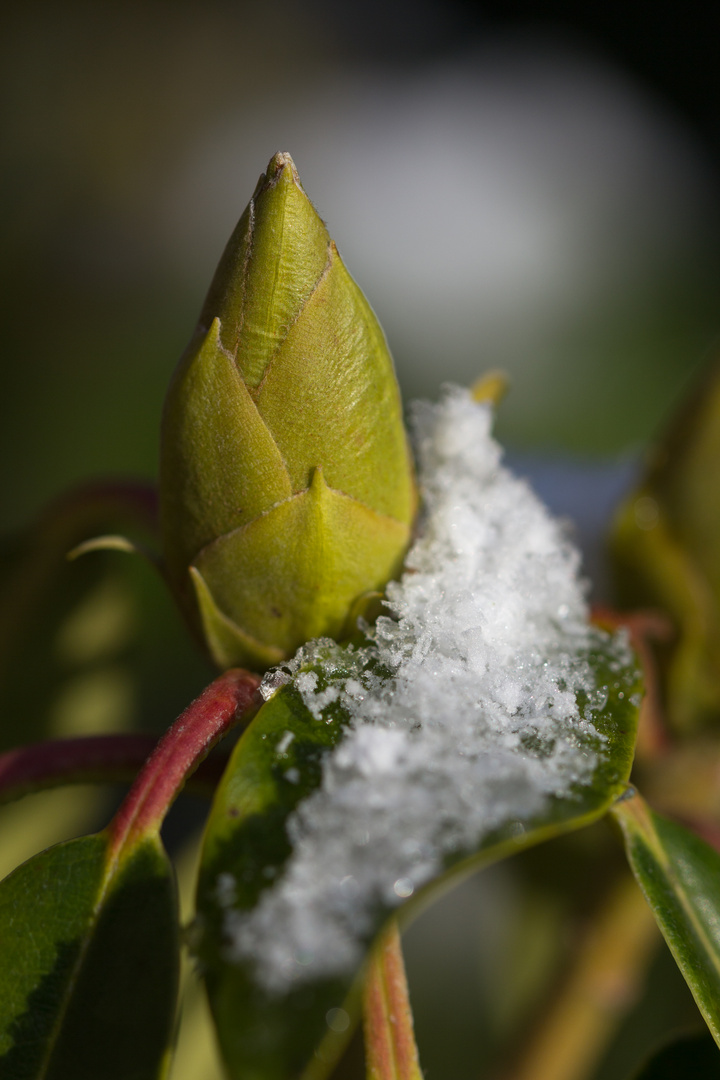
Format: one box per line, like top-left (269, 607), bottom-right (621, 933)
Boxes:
top-left (0, 733), bottom-right (233, 805)
top-left (105, 669), bottom-right (260, 856)
top-left (503, 874), bottom-right (659, 1080)
top-left (641, 741), bottom-right (720, 835)
top-left (591, 606), bottom-right (673, 759)
top-left (363, 918), bottom-right (424, 1080)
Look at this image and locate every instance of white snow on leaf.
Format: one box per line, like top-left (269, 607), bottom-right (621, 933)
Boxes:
top-left (221, 387), bottom-right (630, 993)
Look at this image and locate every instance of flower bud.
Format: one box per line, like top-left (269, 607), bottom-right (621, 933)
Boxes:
top-left (160, 153), bottom-right (416, 670)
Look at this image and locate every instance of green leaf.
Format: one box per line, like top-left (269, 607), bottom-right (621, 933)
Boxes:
top-left (197, 635), bottom-right (641, 1080)
top-left (613, 790), bottom-right (720, 1046)
top-left (0, 833), bottom-right (178, 1079)
top-left (609, 356), bottom-right (720, 733)
top-left (631, 1032), bottom-right (720, 1079)
top-left (0, 615), bottom-right (255, 1077)
top-left (0, 669), bottom-right (258, 1079)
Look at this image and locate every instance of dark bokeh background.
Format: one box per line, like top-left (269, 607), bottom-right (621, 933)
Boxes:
top-left (3, 1), bottom-right (720, 531)
top-left (2, 3), bottom-right (718, 1078)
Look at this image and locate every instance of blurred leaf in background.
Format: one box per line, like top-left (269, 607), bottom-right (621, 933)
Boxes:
top-left (0, 482), bottom-right (213, 751)
top-left (0, 479), bottom-right (213, 931)
top-left (612, 359), bottom-right (720, 733)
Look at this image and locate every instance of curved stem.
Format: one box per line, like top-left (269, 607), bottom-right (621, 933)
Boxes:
top-left (0, 733), bottom-right (232, 806)
top-left (106, 669), bottom-right (260, 856)
top-left (591, 605), bottom-right (674, 759)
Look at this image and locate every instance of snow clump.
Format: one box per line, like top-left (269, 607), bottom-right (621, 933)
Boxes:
top-left (220, 387), bottom-right (628, 993)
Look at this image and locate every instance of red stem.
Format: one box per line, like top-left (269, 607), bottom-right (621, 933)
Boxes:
top-left (0, 733), bottom-right (234, 805)
top-left (674, 815), bottom-right (720, 856)
top-left (44, 478), bottom-right (158, 534)
top-left (363, 920), bottom-right (423, 1080)
top-left (591, 605), bottom-right (674, 758)
top-left (106, 669), bottom-right (260, 857)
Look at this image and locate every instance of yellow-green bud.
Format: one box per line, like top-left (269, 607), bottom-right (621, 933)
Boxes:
top-left (160, 152), bottom-right (416, 671)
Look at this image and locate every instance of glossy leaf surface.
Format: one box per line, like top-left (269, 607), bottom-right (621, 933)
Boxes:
top-left (0, 671), bottom-right (257, 1079)
top-left (613, 789), bottom-right (720, 1046)
top-left (197, 637), bottom-right (641, 1080)
top-left (0, 833), bottom-right (177, 1079)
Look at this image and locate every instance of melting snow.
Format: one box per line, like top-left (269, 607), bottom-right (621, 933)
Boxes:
top-left (220, 387), bottom-right (629, 993)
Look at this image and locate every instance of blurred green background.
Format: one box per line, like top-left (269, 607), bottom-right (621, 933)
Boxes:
top-left (2, 2), bottom-right (719, 1078)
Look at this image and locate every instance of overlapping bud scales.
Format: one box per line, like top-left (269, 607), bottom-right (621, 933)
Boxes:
top-left (160, 153), bottom-right (416, 670)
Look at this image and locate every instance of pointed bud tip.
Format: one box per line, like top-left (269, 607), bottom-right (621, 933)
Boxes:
top-left (256, 151), bottom-right (302, 196)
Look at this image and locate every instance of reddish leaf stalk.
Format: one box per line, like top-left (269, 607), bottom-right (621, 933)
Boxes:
top-left (591, 605), bottom-right (673, 758)
top-left (363, 919), bottom-right (424, 1080)
top-left (0, 733), bottom-right (233, 805)
top-left (47, 478), bottom-right (159, 535)
top-left (106, 669), bottom-right (260, 857)
top-left (673, 816), bottom-right (720, 856)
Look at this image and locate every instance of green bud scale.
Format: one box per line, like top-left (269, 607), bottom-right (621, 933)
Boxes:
top-left (160, 153), bottom-right (416, 671)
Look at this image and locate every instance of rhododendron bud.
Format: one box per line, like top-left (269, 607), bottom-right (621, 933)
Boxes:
top-left (160, 152), bottom-right (416, 670)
